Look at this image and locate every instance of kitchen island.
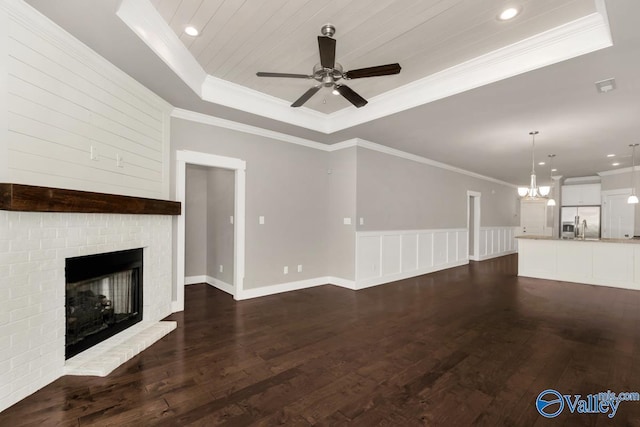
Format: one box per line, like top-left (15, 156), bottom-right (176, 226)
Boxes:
top-left (517, 235), bottom-right (640, 290)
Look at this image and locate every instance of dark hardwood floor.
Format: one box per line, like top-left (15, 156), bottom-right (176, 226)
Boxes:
top-left (3, 254), bottom-right (640, 426)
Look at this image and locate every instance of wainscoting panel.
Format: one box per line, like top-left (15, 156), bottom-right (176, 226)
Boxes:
top-left (356, 229), bottom-right (468, 289)
top-left (381, 235), bottom-right (402, 276)
top-left (476, 227), bottom-right (518, 261)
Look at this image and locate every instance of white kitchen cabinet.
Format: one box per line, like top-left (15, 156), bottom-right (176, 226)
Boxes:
top-left (519, 199), bottom-right (549, 236)
top-left (561, 184), bottom-right (601, 206)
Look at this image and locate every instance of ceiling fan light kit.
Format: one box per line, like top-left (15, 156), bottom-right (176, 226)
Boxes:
top-left (256, 24), bottom-right (401, 108)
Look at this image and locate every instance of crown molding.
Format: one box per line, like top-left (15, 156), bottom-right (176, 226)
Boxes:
top-left (352, 139), bottom-right (517, 188)
top-left (598, 167), bottom-right (638, 177)
top-left (171, 108), bottom-right (328, 151)
top-left (172, 108), bottom-right (515, 188)
top-left (117, 0), bottom-right (612, 135)
top-left (325, 11), bottom-right (613, 132)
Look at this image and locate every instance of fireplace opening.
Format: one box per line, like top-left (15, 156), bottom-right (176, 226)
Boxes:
top-left (65, 248), bottom-right (143, 359)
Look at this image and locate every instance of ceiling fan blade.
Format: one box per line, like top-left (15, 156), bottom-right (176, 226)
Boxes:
top-left (256, 72), bottom-right (311, 78)
top-left (291, 86), bottom-right (321, 107)
top-left (344, 63), bottom-right (401, 79)
top-left (318, 36), bottom-right (336, 69)
top-left (336, 85), bottom-right (368, 108)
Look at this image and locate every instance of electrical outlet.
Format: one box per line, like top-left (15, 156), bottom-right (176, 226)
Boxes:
top-left (297, 264), bottom-right (302, 273)
top-left (90, 145), bottom-right (99, 161)
top-left (116, 154), bottom-right (124, 168)
top-left (219, 265), bottom-right (223, 273)
top-left (284, 266), bottom-right (288, 274)
top-left (359, 217), bottom-right (364, 225)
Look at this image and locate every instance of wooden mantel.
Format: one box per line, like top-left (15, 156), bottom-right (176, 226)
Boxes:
top-left (0, 183), bottom-right (181, 215)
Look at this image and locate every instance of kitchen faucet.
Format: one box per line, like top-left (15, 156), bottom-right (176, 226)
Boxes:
top-left (576, 219), bottom-right (587, 239)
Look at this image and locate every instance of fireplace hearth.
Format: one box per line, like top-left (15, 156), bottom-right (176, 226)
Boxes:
top-left (65, 248), bottom-right (143, 359)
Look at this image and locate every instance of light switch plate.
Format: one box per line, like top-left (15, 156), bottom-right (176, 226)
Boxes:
top-left (297, 264), bottom-right (302, 273)
top-left (284, 266), bottom-right (288, 274)
top-left (359, 217), bottom-right (364, 225)
top-left (230, 216), bottom-right (234, 224)
top-left (259, 216), bottom-right (265, 225)
top-left (343, 217), bottom-right (352, 225)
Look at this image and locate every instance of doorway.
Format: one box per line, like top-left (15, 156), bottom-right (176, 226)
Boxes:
top-left (467, 191), bottom-right (481, 261)
top-left (602, 189), bottom-right (635, 238)
top-left (175, 150), bottom-right (246, 311)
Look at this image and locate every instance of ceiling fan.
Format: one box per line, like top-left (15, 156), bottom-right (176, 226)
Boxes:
top-left (256, 24), bottom-right (401, 108)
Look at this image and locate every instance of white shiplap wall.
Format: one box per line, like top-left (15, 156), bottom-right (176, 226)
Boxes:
top-left (2, 1), bottom-right (172, 198)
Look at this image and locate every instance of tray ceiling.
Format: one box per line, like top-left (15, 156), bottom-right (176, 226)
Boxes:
top-left (149, 0), bottom-right (599, 114)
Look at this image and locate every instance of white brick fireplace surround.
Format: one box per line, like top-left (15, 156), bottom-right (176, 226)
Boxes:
top-left (0, 210), bottom-right (175, 412)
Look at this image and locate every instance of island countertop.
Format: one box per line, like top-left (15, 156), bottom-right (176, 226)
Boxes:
top-left (517, 236), bottom-right (640, 291)
top-left (516, 235), bottom-right (640, 244)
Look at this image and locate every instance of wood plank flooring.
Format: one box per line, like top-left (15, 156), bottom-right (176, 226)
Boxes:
top-left (3, 254), bottom-right (640, 425)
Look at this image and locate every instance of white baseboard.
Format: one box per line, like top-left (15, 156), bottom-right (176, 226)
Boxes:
top-left (206, 276), bottom-right (234, 295)
top-left (477, 250), bottom-right (517, 261)
top-left (185, 275), bottom-right (207, 285)
top-left (328, 276), bottom-right (357, 290)
top-left (355, 260), bottom-right (468, 290)
top-left (236, 277), bottom-right (330, 300)
top-left (185, 275), bottom-right (234, 295)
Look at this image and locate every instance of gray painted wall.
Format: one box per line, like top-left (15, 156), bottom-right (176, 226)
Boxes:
top-left (355, 148), bottom-right (519, 230)
top-left (173, 119), bottom-right (520, 291)
top-left (185, 165), bottom-right (208, 277)
top-left (207, 168), bottom-right (235, 285)
top-left (171, 118), bottom-right (331, 289)
top-left (328, 147), bottom-right (357, 280)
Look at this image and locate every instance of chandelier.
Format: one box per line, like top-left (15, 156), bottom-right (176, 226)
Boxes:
top-left (517, 131), bottom-right (550, 199)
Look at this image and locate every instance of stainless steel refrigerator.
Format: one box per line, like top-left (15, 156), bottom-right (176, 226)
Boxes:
top-left (560, 206), bottom-right (601, 239)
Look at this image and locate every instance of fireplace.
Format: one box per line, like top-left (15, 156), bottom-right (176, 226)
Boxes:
top-left (65, 248), bottom-right (143, 359)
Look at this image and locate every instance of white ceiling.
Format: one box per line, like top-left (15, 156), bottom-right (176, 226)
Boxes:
top-left (21, 0), bottom-right (640, 187)
top-left (149, 0), bottom-right (596, 114)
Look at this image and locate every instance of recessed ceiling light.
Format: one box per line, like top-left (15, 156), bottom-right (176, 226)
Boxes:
top-left (538, 162), bottom-right (545, 166)
top-left (607, 154), bottom-right (616, 157)
top-left (184, 26), bottom-right (199, 36)
top-left (498, 7), bottom-right (521, 21)
top-left (551, 168), bottom-right (558, 172)
top-left (612, 162), bottom-right (620, 166)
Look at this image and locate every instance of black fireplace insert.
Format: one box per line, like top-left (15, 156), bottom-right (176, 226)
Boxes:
top-left (65, 248), bottom-right (143, 359)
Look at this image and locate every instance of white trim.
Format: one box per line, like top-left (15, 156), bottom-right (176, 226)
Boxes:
top-left (175, 150), bottom-right (246, 311)
top-left (354, 139), bottom-right (516, 188)
top-left (356, 260), bottom-right (469, 290)
top-left (564, 175), bottom-right (602, 182)
top-left (185, 275), bottom-right (207, 285)
top-left (184, 275), bottom-right (234, 294)
top-left (324, 12), bottom-right (612, 132)
top-left (477, 250), bottom-right (517, 261)
top-left (207, 276), bottom-right (234, 295)
top-left (171, 108), bottom-right (327, 151)
top-left (236, 277), bottom-right (330, 300)
top-left (467, 191), bottom-right (481, 261)
top-left (116, 0), bottom-right (207, 96)
top-left (116, 0), bottom-right (610, 133)
top-left (357, 227), bottom-right (471, 237)
top-left (327, 276), bottom-right (357, 290)
top-left (598, 166), bottom-right (638, 177)
top-left (200, 75), bottom-right (329, 133)
top-left (171, 111), bottom-right (517, 188)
